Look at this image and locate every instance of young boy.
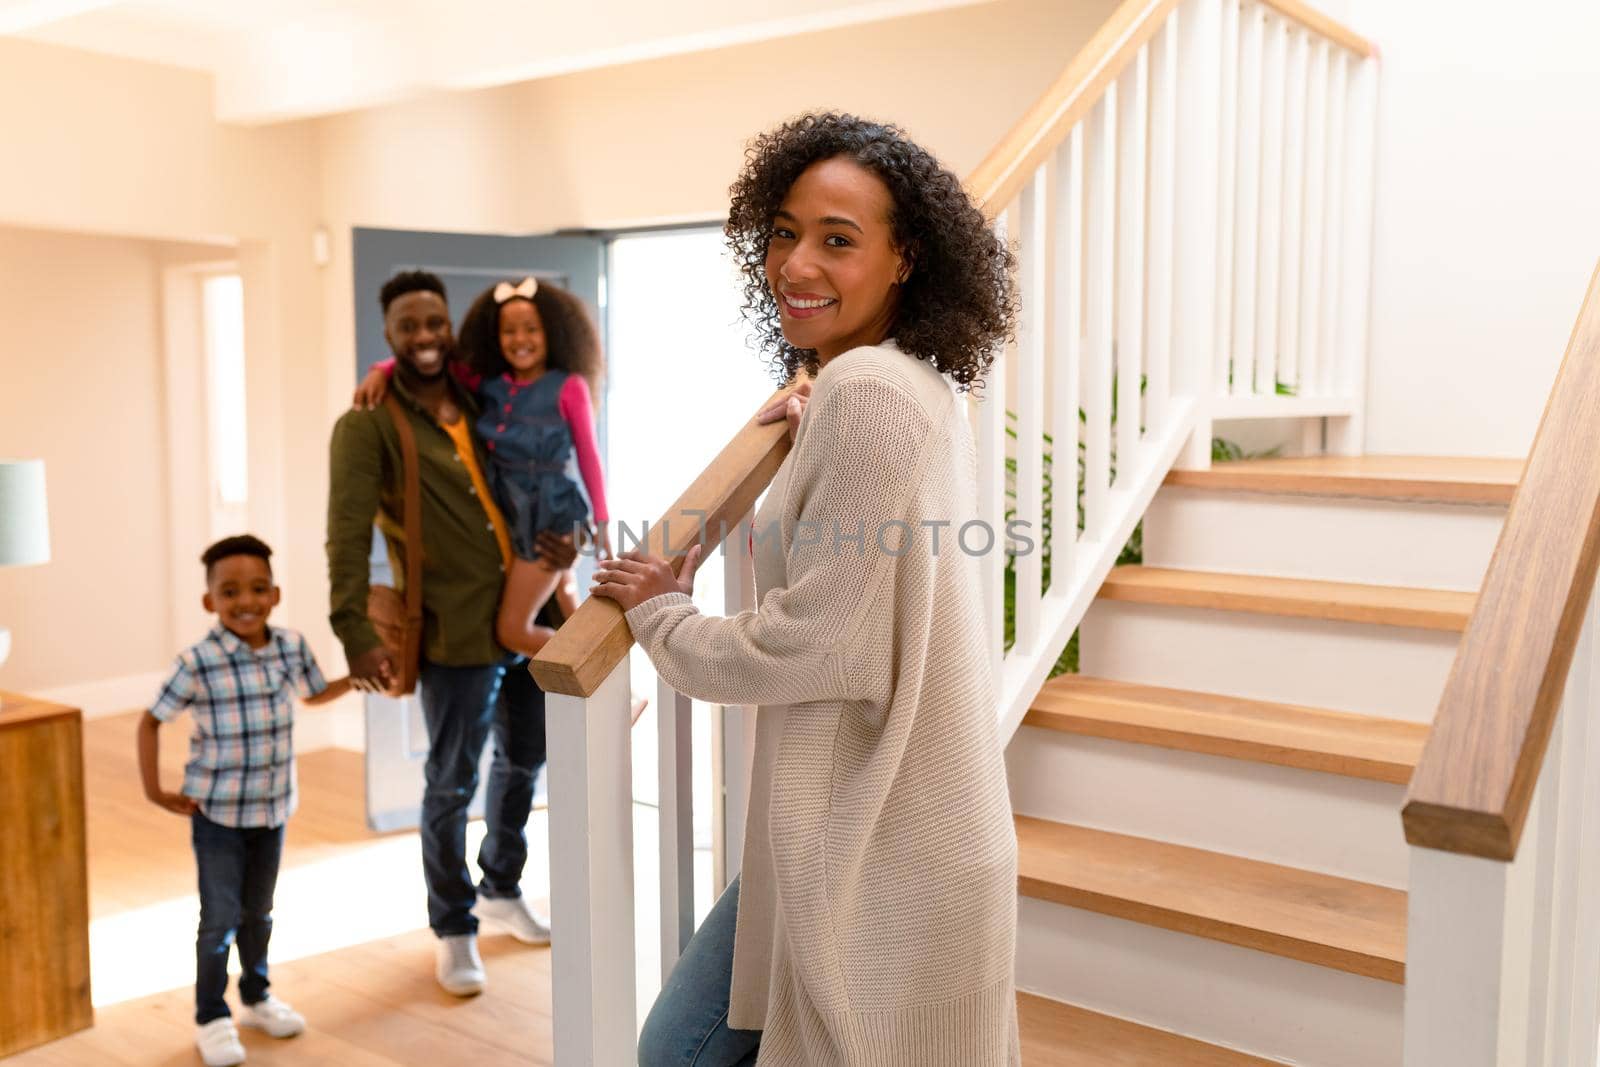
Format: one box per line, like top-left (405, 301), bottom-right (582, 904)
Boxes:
top-left (138, 534), bottom-right (349, 1067)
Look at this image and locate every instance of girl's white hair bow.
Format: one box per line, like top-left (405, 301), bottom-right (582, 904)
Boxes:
top-left (494, 276), bottom-right (538, 304)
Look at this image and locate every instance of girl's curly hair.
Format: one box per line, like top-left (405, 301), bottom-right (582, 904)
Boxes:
top-left (457, 279), bottom-right (604, 403)
top-left (725, 112), bottom-right (1017, 392)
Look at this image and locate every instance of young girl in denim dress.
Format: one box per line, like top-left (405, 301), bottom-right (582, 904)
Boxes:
top-left (359, 276), bottom-right (610, 656)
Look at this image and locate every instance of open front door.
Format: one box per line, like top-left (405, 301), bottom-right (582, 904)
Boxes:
top-left (350, 226), bottom-right (605, 831)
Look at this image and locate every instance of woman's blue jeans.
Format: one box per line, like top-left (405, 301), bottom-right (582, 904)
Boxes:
top-left (638, 876), bottom-right (762, 1066)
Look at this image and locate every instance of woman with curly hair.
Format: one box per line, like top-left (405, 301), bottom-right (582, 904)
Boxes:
top-left (356, 277), bottom-right (611, 655)
top-left (592, 112), bottom-right (1021, 1066)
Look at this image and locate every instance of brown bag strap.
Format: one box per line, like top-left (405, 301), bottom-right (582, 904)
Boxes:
top-left (383, 394), bottom-right (424, 628)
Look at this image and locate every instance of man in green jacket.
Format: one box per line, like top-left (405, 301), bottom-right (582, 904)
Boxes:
top-left (326, 270), bottom-right (561, 997)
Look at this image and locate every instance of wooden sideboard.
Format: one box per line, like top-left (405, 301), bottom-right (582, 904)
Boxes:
top-left (0, 693), bottom-right (92, 1057)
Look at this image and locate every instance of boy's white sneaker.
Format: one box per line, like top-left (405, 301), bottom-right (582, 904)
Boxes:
top-left (241, 995), bottom-right (305, 1038)
top-left (475, 894), bottom-right (551, 945)
top-left (195, 1018), bottom-right (246, 1067)
top-left (435, 933), bottom-right (487, 996)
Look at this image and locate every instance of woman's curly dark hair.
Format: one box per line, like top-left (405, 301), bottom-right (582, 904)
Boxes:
top-left (457, 279), bottom-right (604, 404)
top-left (725, 112), bottom-right (1017, 392)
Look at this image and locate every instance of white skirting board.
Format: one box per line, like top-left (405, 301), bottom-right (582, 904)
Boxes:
top-left (28, 670), bottom-right (364, 754)
top-left (30, 670), bottom-right (169, 720)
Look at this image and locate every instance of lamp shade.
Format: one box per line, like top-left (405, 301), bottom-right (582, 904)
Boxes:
top-left (0, 460), bottom-right (51, 567)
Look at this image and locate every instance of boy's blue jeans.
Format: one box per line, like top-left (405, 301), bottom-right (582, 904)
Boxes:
top-left (192, 811), bottom-right (285, 1024)
top-left (419, 655), bottom-right (546, 936)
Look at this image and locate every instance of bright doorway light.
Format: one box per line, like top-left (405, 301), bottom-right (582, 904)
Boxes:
top-left (202, 274), bottom-right (248, 516)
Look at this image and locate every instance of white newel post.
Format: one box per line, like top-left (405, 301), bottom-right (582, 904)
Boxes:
top-left (1172, 0), bottom-right (1222, 468)
top-left (1327, 51), bottom-right (1378, 455)
top-left (1405, 827), bottom-right (1541, 1066)
top-left (1405, 587), bottom-right (1600, 1065)
top-left (548, 656), bottom-right (638, 1066)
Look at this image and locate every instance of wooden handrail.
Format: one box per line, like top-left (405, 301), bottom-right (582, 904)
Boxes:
top-left (533, 0), bottom-right (1378, 698)
top-left (1258, 0), bottom-right (1378, 60)
top-left (1402, 261), bottom-right (1600, 861)
top-left (530, 385), bottom-right (798, 696)
top-left (966, 0), bottom-right (1377, 213)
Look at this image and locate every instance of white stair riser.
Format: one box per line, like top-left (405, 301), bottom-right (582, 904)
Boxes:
top-left (1016, 896), bottom-right (1403, 1066)
top-left (1008, 727), bottom-right (1410, 888)
top-left (1143, 488), bottom-right (1504, 592)
top-left (1081, 601), bottom-right (1459, 722)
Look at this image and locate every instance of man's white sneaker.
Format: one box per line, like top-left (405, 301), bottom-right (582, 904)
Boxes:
top-left (195, 1018), bottom-right (246, 1067)
top-left (241, 995), bottom-right (305, 1038)
top-left (476, 894), bottom-right (552, 945)
top-left (435, 933), bottom-right (487, 996)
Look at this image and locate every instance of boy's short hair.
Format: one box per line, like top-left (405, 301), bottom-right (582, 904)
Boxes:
top-left (380, 270), bottom-right (447, 312)
top-left (202, 534), bottom-right (273, 579)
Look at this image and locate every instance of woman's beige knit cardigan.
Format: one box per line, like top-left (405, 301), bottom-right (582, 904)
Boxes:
top-left (626, 342), bottom-right (1020, 1066)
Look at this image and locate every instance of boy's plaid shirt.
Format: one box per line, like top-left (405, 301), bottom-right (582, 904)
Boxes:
top-left (150, 625), bottom-right (327, 828)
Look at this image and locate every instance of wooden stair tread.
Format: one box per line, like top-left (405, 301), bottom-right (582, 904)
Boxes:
top-left (1165, 454), bottom-right (1523, 504)
top-left (1025, 676), bottom-right (1428, 784)
top-left (1018, 993), bottom-right (1282, 1065)
top-left (1016, 816), bottom-right (1407, 983)
top-left (1099, 565), bottom-right (1474, 632)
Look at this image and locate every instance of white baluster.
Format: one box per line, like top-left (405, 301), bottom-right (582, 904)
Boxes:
top-left (548, 658), bottom-right (638, 1066)
top-left (976, 206), bottom-right (1008, 686)
top-left (1297, 39), bottom-right (1330, 398)
top-left (1253, 14), bottom-right (1288, 396)
top-left (656, 673), bottom-right (694, 980)
top-left (717, 513), bottom-right (757, 892)
top-left (1230, 2), bottom-right (1264, 396)
top-left (1318, 51), bottom-right (1348, 400)
top-left (1278, 28), bottom-right (1311, 394)
top-left (1526, 711), bottom-right (1565, 1066)
top-left (1174, 0), bottom-right (1223, 469)
top-left (1015, 170), bottom-right (1048, 658)
top-left (1146, 13), bottom-right (1178, 434)
top-left (1212, 0), bottom-right (1240, 403)
top-left (1051, 126), bottom-right (1084, 582)
top-left (1084, 89), bottom-right (1116, 539)
top-left (1328, 53), bottom-right (1377, 455)
top-left (1115, 47), bottom-right (1148, 479)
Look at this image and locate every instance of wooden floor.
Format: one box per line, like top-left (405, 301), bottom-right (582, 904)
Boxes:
top-left (10, 712), bottom-right (553, 1066)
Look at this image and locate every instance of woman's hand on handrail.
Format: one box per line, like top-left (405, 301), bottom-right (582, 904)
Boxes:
top-left (757, 381), bottom-right (812, 443)
top-left (590, 544), bottom-right (705, 612)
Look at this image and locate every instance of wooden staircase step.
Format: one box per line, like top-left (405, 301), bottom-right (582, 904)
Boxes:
top-left (1016, 816), bottom-right (1407, 983)
top-left (1099, 565), bottom-right (1474, 632)
top-left (1165, 454), bottom-right (1523, 504)
top-left (1018, 993), bottom-right (1282, 1065)
top-left (1024, 676), bottom-right (1428, 784)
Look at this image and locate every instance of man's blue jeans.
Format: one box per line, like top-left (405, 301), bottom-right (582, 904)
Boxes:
top-left (638, 876), bottom-right (762, 1066)
top-left (419, 655), bottom-right (546, 936)
top-left (192, 812), bottom-right (285, 1024)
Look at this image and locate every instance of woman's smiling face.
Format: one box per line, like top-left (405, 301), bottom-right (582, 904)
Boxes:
top-left (764, 156), bottom-right (908, 365)
top-left (498, 298), bottom-right (547, 376)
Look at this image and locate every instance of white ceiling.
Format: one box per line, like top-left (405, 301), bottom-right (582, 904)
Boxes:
top-left (1, 0), bottom-right (993, 124)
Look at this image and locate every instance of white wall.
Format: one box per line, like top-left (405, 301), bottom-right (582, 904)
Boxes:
top-left (1320, 0), bottom-right (1600, 458)
top-left (0, 229), bottom-right (185, 692)
top-left (0, 37), bottom-right (330, 699)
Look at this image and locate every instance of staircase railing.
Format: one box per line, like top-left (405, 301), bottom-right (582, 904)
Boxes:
top-left (1401, 263), bottom-right (1600, 1066)
top-left (532, 0), bottom-right (1379, 1059)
